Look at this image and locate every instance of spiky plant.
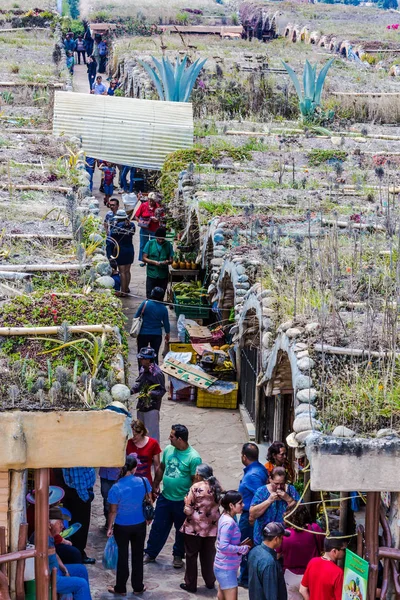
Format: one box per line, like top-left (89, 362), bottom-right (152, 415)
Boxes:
top-left (138, 55), bottom-right (207, 102)
top-left (282, 58), bottom-right (334, 121)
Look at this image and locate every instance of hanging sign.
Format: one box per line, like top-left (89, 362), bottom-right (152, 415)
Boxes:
top-left (342, 549), bottom-right (369, 600)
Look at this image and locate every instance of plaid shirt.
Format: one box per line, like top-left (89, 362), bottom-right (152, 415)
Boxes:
top-left (62, 468), bottom-right (96, 502)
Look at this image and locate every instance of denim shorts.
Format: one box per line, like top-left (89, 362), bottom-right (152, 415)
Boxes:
top-left (214, 566), bottom-right (238, 590)
top-left (104, 183), bottom-right (113, 195)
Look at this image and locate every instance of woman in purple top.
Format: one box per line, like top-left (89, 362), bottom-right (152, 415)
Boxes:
top-left (279, 505), bottom-right (324, 600)
top-left (214, 490), bottom-right (251, 600)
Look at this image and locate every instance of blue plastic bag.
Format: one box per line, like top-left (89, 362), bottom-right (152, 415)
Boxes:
top-left (102, 535), bottom-right (118, 570)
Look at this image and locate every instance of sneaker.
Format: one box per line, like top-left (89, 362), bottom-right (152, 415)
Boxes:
top-left (143, 554), bottom-right (155, 564)
top-left (173, 555), bottom-right (184, 569)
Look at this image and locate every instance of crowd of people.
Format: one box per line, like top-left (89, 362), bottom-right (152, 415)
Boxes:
top-left (85, 157), bottom-right (173, 299)
top-left (63, 27), bottom-right (117, 94)
top-left (37, 421), bottom-right (347, 600)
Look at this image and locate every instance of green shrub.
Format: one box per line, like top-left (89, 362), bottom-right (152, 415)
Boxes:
top-left (308, 149), bottom-right (348, 166)
top-left (175, 12), bottom-right (189, 25)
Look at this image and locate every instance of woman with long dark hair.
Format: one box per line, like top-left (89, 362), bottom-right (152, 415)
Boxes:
top-left (265, 441), bottom-right (295, 482)
top-left (280, 505), bottom-right (324, 600)
top-left (180, 464), bottom-right (222, 593)
top-left (106, 455), bottom-right (152, 596)
top-left (213, 490), bottom-right (251, 600)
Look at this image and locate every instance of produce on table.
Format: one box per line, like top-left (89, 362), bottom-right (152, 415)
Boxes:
top-left (173, 280), bottom-right (208, 301)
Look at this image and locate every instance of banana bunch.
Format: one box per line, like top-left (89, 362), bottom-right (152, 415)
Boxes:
top-left (214, 360), bottom-right (235, 372)
top-left (173, 280), bottom-right (208, 301)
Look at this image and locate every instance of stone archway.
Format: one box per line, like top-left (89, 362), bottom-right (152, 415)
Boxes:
top-left (262, 350), bottom-right (294, 444)
top-left (219, 271), bottom-right (235, 324)
top-left (238, 298), bottom-right (263, 426)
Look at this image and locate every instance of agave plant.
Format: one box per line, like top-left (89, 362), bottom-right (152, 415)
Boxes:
top-left (282, 58), bottom-right (334, 120)
top-left (138, 55), bottom-right (207, 102)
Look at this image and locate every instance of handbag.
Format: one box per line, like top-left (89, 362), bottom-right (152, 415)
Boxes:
top-left (138, 217), bottom-right (151, 228)
top-left (129, 301), bottom-right (147, 338)
top-left (140, 477), bottom-right (155, 521)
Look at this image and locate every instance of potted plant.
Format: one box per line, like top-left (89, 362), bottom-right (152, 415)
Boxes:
top-left (185, 253), bottom-right (192, 270)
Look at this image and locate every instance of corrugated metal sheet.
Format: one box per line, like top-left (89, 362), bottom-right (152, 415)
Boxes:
top-left (53, 92), bottom-right (194, 170)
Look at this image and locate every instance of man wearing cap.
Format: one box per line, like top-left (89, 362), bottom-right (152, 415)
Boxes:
top-left (49, 506), bottom-right (83, 564)
top-left (47, 507), bottom-right (93, 600)
top-left (131, 347), bottom-right (166, 441)
top-left (30, 507), bottom-right (91, 598)
top-left (248, 522), bottom-right (289, 600)
top-left (142, 227), bottom-right (174, 299)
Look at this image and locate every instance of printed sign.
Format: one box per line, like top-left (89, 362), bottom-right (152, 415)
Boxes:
top-left (342, 549), bottom-right (369, 600)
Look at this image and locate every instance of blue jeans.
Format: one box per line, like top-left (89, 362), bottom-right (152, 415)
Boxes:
top-left (121, 166), bottom-right (135, 193)
top-left (139, 228), bottom-right (154, 262)
top-left (100, 477), bottom-right (116, 521)
top-left (238, 511), bottom-right (253, 586)
top-left (56, 564), bottom-right (92, 600)
top-left (145, 494), bottom-right (185, 558)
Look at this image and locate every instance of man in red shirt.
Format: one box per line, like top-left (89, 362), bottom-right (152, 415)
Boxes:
top-left (300, 532), bottom-right (346, 600)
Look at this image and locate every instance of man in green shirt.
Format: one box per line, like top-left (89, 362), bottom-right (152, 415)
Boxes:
top-left (144, 424), bottom-right (201, 569)
top-left (143, 227), bottom-right (174, 299)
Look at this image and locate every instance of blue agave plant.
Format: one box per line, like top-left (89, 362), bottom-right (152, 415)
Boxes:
top-left (282, 58), bottom-right (334, 119)
top-left (138, 55), bottom-right (207, 102)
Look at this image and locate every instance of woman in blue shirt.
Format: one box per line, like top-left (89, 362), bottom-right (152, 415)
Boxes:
top-left (135, 286), bottom-right (170, 364)
top-left (107, 455), bottom-right (152, 595)
top-left (249, 467), bottom-right (300, 546)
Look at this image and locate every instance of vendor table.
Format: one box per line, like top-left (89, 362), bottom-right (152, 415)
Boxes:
top-left (169, 267), bottom-right (199, 282)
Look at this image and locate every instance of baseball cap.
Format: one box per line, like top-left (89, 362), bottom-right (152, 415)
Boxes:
top-left (263, 522), bottom-right (290, 538)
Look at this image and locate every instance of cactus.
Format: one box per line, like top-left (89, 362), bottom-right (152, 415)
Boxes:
top-left (138, 55), bottom-right (207, 102)
top-left (282, 58), bottom-right (334, 120)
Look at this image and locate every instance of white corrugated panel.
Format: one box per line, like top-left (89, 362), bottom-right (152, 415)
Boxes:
top-left (53, 92), bottom-right (194, 170)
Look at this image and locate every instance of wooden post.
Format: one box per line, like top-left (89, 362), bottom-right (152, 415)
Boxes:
top-left (339, 492), bottom-right (349, 536)
top-left (34, 469), bottom-right (49, 600)
top-left (365, 492), bottom-right (380, 600)
top-left (15, 523), bottom-right (28, 600)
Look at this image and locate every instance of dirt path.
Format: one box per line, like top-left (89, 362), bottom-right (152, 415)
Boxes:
top-left (70, 63), bottom-right (249, 600)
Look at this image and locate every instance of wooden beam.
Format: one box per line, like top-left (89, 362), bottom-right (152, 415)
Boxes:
top-left (314, 343), bottom-right (400, 359)
top-left (4, 233), bottom-right (73, 240)
top-left (0, 129), bottom-right (52, 135)
top-left (321, 219), bottom-right (386, 232)
top-left (0, 263), bottom-right (88, 272)
top-left (0, 325), bottom-right (115, 336)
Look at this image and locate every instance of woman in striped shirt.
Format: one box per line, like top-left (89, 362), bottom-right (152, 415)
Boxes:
top-left (214, 490), bottom-right (252, 600)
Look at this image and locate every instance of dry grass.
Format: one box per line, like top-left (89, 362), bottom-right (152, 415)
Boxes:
top-left (80, 0), bottom-right (227, 22)
top-left (275, 2), bottom-right (398, 42)
top-left (0, 0), bottom-right (54, 9)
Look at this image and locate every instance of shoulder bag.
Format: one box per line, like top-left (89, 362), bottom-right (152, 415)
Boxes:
top-left (140, 477), bottom-right (155, 521)
top-left (129, 301), bottom-right (147, 338)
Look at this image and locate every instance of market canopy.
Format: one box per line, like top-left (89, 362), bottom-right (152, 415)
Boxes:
top-left (53, 92), bottom-right (194, 170)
